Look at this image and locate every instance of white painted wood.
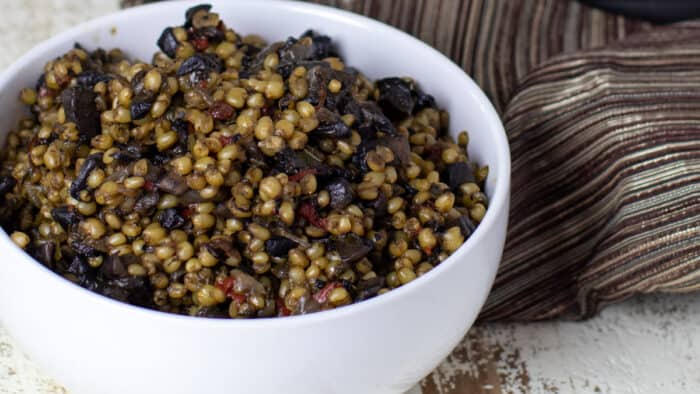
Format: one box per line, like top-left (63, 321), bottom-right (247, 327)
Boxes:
top-left (423, 293), bottom-right (700, 394)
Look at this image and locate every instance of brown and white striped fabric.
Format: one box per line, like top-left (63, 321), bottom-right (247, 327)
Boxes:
top-left (487, 25), bottom-right (700, 319)
top-left (124, 0), bottom-right (700, 320)
top-left (303, 0), bottom-right (654, 113)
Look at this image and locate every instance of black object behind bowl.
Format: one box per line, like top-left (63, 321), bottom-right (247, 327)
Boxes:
top-left (580, 0), bottom-right (700, 23)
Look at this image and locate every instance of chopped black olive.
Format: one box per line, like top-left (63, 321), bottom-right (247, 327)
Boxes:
top-left (376, 77), bottom-right (415, 119)
top-left (51, 205), bottom-right (82, 229)
top-left (69, 153), bottom-right (103, 199)
top-left (193, 306), bottom-right (228, 318)
top-left (445, 162), bottom-right (476, 190)
top-left (369, 189), bottom-right (388, 219)
top-left (355, 276), bottom-right (385, 301)
top-left (71, 241), bottom-right (99, 258)
top-left (359, 102), bottom-right (396, 135)
top-left (35, 73), bottom-right (46, 92)
top-left (414, 89), bottom-right (436, 112)
top-left (177, 53), bottom-right (224, 76)
top-left (192, 26), bottom-right (225, 44)
top-left (67, 255), bottom-right (92, 277)
top-left (155, 173), bottom-right (189, 195)
top-left (101, 254), bottom-right (129, 279)
top-left (32, 242), bottom-right (55, 268)
top-left (130, 100), bottom-right (153, 120)
top-left (265, 236), bottom-right (297, 257)
top-left (314, 121), bottom-right (350, 139)
top-left (313, 107), bottom-right (351, 138)
top-left (76, 71), bottom-right (112, 87)
top-left (329, 233), bottom-right (374, 265)
top-left (112, 144), bottom-right (143, 162)
top-left (326, 178), bottom-right (354, 210)
top-left (170, 119), bottom-right (190, 155)
top-left (157, 27), bottom-right (179, 58)
top-left (61, 85), bottom-right (100, 142)
top-left (158, 208), bottom-right (186, 230)
top-left (206, 238), bottom-right (240, 260)
top-left (0, 176), bottom-right (16, 197)
top-left (300, 30), bottom-right (337, 60)
top-left (274, 148), bottom-right (322, 174)
top-left (452, 215), bottom-right (476, 238)
top-left (103, 275), bottom-right (152, 307)
top-left (184, 4), bottom-right (212, 28)
top-left (134, 191), bottom-right (160, 215)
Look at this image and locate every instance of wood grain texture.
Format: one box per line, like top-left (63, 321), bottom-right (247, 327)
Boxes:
top-left (420, 293), bottom-right (700, 393)
top-left (421, 327), bottom-right (529, 394)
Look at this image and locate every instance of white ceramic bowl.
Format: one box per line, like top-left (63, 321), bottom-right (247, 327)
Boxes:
top-left (0, 1), bottom-right (510, 393)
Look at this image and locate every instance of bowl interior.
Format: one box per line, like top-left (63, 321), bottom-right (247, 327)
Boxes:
top-left (0, 0), bottom-right (509, 322)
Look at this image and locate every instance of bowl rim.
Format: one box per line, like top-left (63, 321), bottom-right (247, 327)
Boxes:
top-left (0, 0), bottom-right (511, 328)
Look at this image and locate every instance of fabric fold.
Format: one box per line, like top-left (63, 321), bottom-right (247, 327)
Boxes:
top-left (483, 25), bottom-right (700, 320)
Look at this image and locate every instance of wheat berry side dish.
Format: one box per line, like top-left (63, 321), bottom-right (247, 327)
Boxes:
top-left (0, 4), bottom-right (488, 318)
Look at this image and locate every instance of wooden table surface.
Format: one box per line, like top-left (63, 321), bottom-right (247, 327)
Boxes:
top-left (1, 2), bottom-right (699, 394)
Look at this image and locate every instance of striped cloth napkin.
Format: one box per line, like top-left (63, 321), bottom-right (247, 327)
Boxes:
top-left (123, 0), bottom-right (700, 320)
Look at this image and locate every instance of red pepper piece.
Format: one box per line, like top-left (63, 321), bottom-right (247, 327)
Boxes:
top-left (231, 293), bottom-right (247, 304)
top-left (192, 37), bottom-right (209, 51)
top-left (216, 276), bottom-right (236, 296)
top-left (276, 297), bottom-right (291, 317)
top-left (38, 87), bottom-right (53, 98)
top-left (298, 201), bottom-right (327, 230)
top-left (144, 180), bottom-right (155, 191)
top-left (180, 206), bottom-right (193, 218)
top-left (209, 101), bottom-right (234, 121)
top-left (27, 136), bottom-right (38, 151)
top-left (422, 144), bottom-right (443, 164)
top-left (219, 135), bottom-right (236, 146)
top-left (288, 168), bottom-right (317, 183)
top-left (313, 282), bottom-right (343, 304)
